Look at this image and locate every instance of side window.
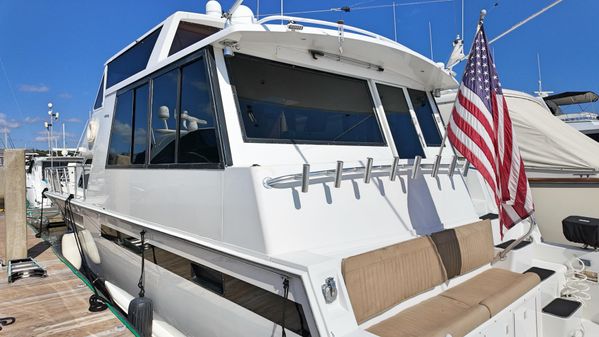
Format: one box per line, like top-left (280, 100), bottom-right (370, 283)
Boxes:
top-left (408, 89), bottom-right (442, 146)
top-left (377, 84), bottom-right (425, 158)
top-left (94, 75), bottom-right (104, 110)
top-left (107, 90), bottom-right (134, 165)
top-left (132, 84), bottom-right (149, 164)
top-left (169, 22), bottom-right (219, 56)
top-left (178, 58), bottom-right (220, 163)
top-left (150, 69), bottom-right (178, 164)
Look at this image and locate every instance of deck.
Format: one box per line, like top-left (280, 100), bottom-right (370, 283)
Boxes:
top-left (0, 213), bottom-right (134, 337)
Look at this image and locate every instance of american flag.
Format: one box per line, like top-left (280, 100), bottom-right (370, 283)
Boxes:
top-left (447, 24), bottom-right (534, 236)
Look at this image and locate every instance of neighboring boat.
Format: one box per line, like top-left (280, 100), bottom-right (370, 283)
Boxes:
top-left (43, 1), bottom-right (599, 337)
top-left (544, 91), bottom-right (599, 142)
top-left (436, 89), bottom-right (599, 245)
top-left (26, 154), bottom-right (87, 209)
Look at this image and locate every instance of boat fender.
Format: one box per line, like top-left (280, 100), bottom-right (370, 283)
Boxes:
top-left (128, 230), bottom-right (153, 337)
top-left (80, 229), bottom-right (101, 264)
top-left (62, 232), bottom-right (82, 269)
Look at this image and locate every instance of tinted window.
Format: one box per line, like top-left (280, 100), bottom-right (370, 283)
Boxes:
top-left (408, 89), bottom-right (442, 146)
top-left (227, 54), bottom-right (385, 145)
top-left (94, 75), bottom-right (104, 110)
top-left (107, 90), bottom-right (134, 165)
top-left (178, 58), bottom-right (220, 163)
top-left (132, 84), bottom-right (149, 164)
top-left (107, 28), bottom-right (162, 88)
top-left (169, 22), bottom-right (219, 56)
top-left (150, 69), bottom-right (178, 164)
top-left (377, 84), bottom-right (425, 158)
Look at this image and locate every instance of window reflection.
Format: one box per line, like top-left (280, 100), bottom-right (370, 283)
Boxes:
top-left (227, 54), bottom-right (384, 145)
top-left (107, 90), bottom-right (134, 165)
top-left (150, 69), bottom-right (178, 164)
top-left (178, 58), bottom-right (220, 163)
top-left (377, 84), bottom-right (425, 158)
top-left (408, 89), bottom-right (442, 146)
top-left (132, 84), bottom-right (149, 164)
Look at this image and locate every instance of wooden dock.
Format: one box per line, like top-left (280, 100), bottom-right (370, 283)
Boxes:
top-left (0, 214), bottom-right (134, 337)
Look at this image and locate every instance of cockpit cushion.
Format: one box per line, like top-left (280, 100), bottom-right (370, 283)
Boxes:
top-left (367, 295), bottom-right (489, 337)
top-left (342, 236), bottom-right (446, 324)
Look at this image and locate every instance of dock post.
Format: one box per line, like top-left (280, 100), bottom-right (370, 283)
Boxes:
top-left (4, 149), bottom-right (27, 261)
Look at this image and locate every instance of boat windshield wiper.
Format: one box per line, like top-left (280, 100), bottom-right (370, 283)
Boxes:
top-left (333, 114), bottom-right (373, 141)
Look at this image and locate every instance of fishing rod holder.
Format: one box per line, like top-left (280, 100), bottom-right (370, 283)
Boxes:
top-left (264, 156), bottom-right (468, 191)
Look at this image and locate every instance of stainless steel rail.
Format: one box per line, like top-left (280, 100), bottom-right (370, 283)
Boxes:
top-left (264, 156), bottom-right (466, 191)
top-left (44, 163), bottom-right (89, 200)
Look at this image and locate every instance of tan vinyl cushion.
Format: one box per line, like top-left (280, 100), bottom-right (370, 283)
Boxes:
top-left (441, 268), bottom-right (541, 316)
top-left (454, 220), bottom-right (494, 274)
top-left (367, 295), bottom-right (489, 337)
top-left (342, 237), bottom-right (446, 323)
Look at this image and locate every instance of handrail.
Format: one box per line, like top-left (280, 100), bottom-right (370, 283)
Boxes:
top-left (493, 214), bottom-right (537, 263)
top-left (256, 15), bottom-right (396, 44)
top-left (44, 163), bottom-right (89, 200)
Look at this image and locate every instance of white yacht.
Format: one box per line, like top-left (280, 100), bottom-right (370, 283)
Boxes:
top-left (26, 154), bottom-right (87, 209)
top-left (544, 91), bottom-right (599, 142)
top-left (44, 2), bottom-right (599, 337)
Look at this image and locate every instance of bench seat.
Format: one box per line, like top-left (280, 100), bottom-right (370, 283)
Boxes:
top-left (441, 268), bottom-right (540, 316)
top-left (367, 296), bottom-right (489, 337)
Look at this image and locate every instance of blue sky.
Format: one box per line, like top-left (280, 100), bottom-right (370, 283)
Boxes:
top-left (1, 0), bottom-right (597, 148)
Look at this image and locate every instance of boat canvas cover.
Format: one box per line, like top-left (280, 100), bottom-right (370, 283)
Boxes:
top-left (436, 89), bottom-right (599, 170)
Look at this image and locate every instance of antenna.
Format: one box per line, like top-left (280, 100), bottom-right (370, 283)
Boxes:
top-left (534, 53), bottom-right (553, 97)
top-left (280, 0), bottom-right (284, 24)
top-left (461, 0), bottom-right (464, 39)
top-left (428, 21), bottom-right (434, 60)
top-left (392, 1), bottom-right (397, 42)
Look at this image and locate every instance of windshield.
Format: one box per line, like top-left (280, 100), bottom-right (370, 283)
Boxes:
top-left (227, 54), bottom-right (385, 146)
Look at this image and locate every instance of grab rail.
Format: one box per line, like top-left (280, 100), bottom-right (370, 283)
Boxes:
top-left (256, 15), bottom-right (396, 44)
top-left (45, 163), bottom-right (90, 200)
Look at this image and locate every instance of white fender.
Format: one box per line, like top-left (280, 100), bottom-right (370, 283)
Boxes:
top-left (62, 232), bottom-right (82, 269)
top-left (80, 229), bottom-right (102, 264)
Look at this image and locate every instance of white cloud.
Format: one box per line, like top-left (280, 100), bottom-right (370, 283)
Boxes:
top-left (0, 112), bottom-right (21, 129)
top-left (58, 92), bottom-right (73, 99)
top-left (23, 116), bottom-right (41, 124)
top-left (64, 117), bottom-right (81, 123)
top-left (34, 131), bottom-right (76, 143)
top-left (19, 84), bottom-right (50, 93)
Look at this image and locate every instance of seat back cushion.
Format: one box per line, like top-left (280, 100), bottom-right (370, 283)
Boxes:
top-left (431, 219), bottom-right (494, 278)
top-left (342, 236), bottom-right (446, 324)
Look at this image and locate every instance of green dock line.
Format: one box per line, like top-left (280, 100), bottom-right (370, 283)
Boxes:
top-left (50, 244), bottom-right (141, 337)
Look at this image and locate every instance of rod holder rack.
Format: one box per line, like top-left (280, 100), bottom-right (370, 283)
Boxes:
top-left (264, 156), bottom-right (469, 190)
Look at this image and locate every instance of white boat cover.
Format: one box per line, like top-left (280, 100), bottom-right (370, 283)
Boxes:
top-left (435, 89), bottom-right (599, 170)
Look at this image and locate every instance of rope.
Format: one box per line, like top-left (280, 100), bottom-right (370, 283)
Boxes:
top-left (280, 278), bottom-right (290, 337)
top-left (562, 257), bottom-right (592, 303)
top-left (137, 230), bottom-right (147, 298)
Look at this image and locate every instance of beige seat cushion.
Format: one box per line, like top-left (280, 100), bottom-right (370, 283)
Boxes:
top-left (342, 237), bottom-right (446, 323)
top-left (441, 268), bottom-right (541, 316)
top-left (430, 220), bottom-right (494, 279)
top-left (367, 295), bottom-right (489, 337)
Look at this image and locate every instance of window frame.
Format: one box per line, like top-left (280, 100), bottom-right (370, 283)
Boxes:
top-left (106, 47), bottom-right (230, 170)
top-left (226, 54), bottom-right (387, 147)
top-left (93, 73), bottom-right (105, 111)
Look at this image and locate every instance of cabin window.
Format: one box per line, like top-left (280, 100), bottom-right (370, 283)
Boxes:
top-left (107, 90), bottom-right (134, 165)
top-left (178, 59), bottom-right (221, 163)
top-left (107, 84), bottom-right (149, 166)
top-left (150, 69), bottom-right (178, 164)
top-left (169, 21), bottom-right (219, 56)
top-left (94, 75), bottom-right (105, 110)
top-left (376, 84), bottom-right (425, 158)
top-left (408, 89), bottom-right (442, 146)
top-left (227, 54), bottom-right (385, 145)
top-left (132, 84), bottom-right (149, 164)
top-left (106, 27), bottom-right (162, 88)
top-left (100, 225), bottom-right (311, 336)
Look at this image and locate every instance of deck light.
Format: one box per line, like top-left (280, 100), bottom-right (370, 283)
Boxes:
top-left (309, 49), bottom-right (384, 72)
top-left (287, 21), bottom-right (304, 31)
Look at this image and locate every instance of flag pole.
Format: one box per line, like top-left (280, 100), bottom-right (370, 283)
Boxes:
top-left (432, 9), bottom-right (487, 178)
